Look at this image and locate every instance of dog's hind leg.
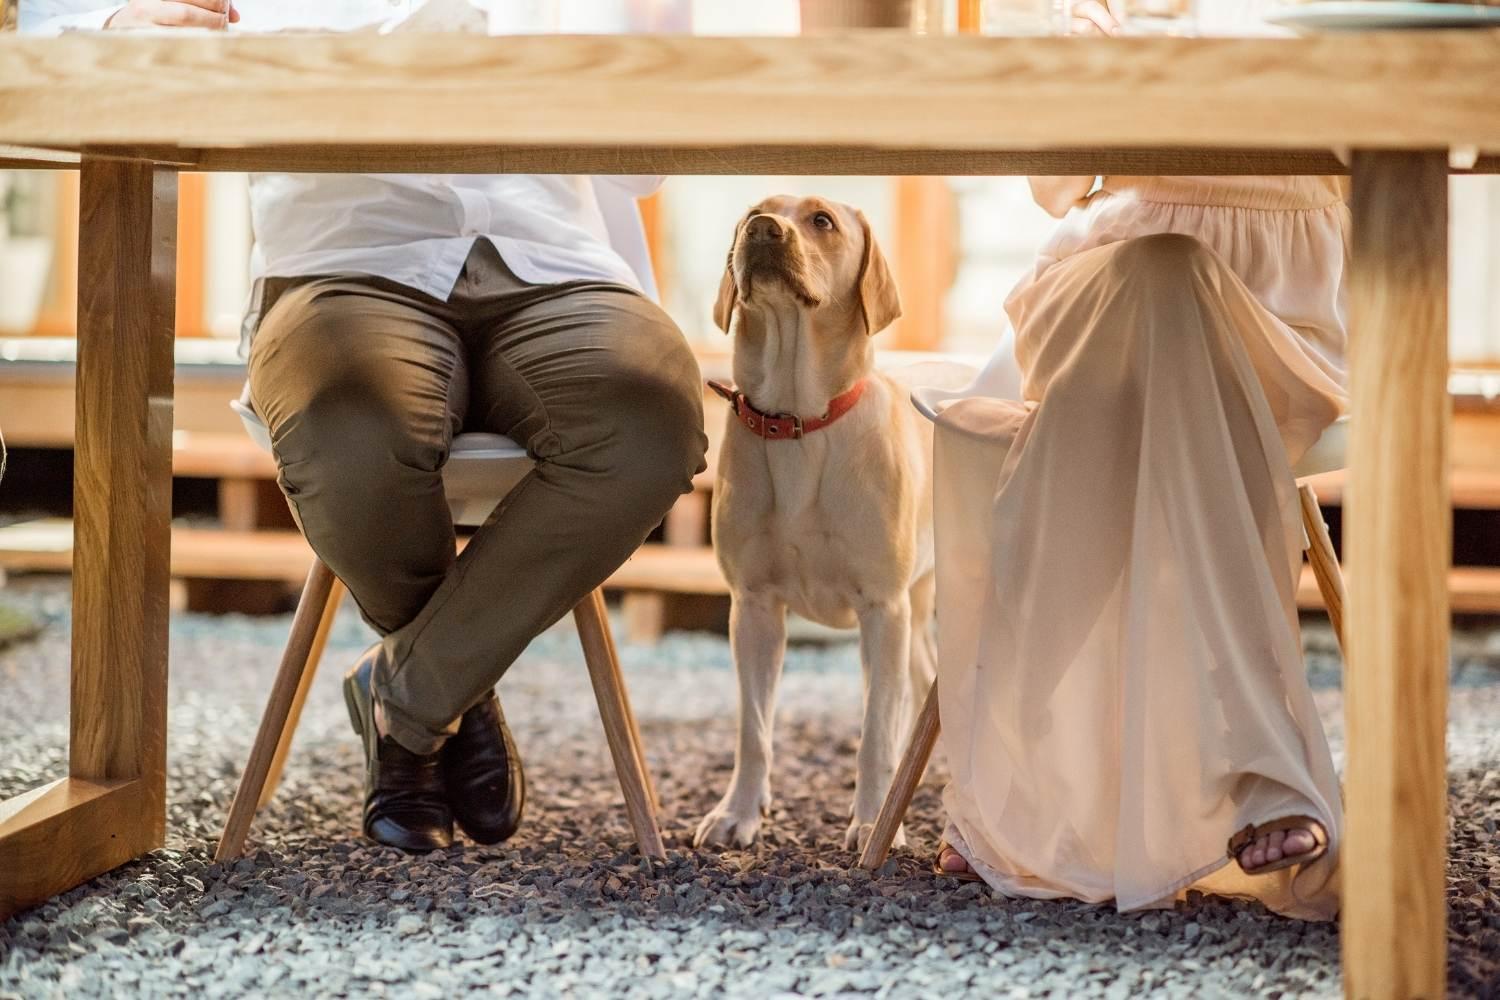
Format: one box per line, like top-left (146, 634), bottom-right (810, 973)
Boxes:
top-left (848, 594), bottom-right (914, 853)
top-left (694, 592), bottom-right (787, 848)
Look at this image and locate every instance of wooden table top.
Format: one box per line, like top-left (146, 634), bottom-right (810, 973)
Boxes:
top-left (1, 31), bottom-right (1497, 175)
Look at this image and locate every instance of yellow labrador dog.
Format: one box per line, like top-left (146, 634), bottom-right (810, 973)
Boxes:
top-left (695, 195), bottom-right (972, 852)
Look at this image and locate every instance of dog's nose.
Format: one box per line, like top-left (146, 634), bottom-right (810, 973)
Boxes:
top-left (744, 214), bottom-right (787, 244)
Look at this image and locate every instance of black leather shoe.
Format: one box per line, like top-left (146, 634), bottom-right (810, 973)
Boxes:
top-left (440, 689), bottom-right (526, 845)
top-left (342, 646), bottom-right (453, 852)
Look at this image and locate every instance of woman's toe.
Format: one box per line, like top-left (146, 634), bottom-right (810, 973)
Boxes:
top-left (940, 848), bottom-right (970, 874)
top-left (1283, 829), bottom-right (1316, 857)
top-left (1265, 830), bottom-right (1286, 863)
top-left (1239, 823), bottom-right (1324, 873)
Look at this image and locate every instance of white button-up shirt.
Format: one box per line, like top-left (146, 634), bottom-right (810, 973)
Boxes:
top-left (25, 1), bottom-right (663, 340)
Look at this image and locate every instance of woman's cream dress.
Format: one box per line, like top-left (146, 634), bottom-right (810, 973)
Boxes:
top-left (932, 176), bottom-right (1349, 920)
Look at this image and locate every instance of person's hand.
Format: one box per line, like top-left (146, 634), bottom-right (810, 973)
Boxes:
top-left (1069, 0), bottom-right (1126, 35)
top-left (107, 0), bottom-right (239, 29)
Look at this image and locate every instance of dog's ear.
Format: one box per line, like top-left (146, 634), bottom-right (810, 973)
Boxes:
top-left (855, 210), bottom-right (901, 337)
top-left (713, 217), bottom-right (744, 334)
top-left (713, 257), bottom-right (738, 335)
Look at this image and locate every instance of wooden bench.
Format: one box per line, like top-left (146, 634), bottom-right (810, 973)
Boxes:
top-left (9, 515), bottom-right (1500, 621)
top-left (0, 518), bottom-right (731, 602)
top-left (7, 350), bottom-right (1500, 632)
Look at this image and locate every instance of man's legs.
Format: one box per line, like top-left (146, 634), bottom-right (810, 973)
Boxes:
top-left (248, 274), bottom-right (471, 849)
top-left (374, 262), bottom-right (708, 755)
top-left (248, 276), bottom-right (467, 635)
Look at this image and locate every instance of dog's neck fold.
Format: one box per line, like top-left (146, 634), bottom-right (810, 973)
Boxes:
top-left (730, 298), bottom-right (872, 420)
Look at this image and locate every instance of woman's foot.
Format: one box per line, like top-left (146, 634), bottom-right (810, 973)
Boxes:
top-left (936, 845), bottom-right (972, 875)
top-left (1235, 820), bottom-right (1325, 873)
top-left (931, 839), bottom-right (986, 885)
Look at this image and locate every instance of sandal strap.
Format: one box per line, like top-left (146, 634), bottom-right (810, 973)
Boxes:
top-left (1227, 824), bottom-right (1259, 857)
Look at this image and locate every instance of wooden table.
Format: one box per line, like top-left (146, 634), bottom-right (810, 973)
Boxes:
top-left (2, 30), bottom-right (1497, 998)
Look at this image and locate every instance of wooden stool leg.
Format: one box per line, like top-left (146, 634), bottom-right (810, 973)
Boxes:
top-left (574, 588), bottom-right (666, 860)
top-left (258, 578), bottom-right (345, 808)
top-left (858, 678), bottom-right (942, 871)
top-left (214, 559), bottom-right (338, 861)
top-left (1299, 483), bottom-right (1348, 657)
top-left (592, 596), bottom-right (660, 812)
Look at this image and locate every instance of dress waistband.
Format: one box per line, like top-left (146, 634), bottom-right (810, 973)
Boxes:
top-left (1099, 176), bottom-right (1350, 212)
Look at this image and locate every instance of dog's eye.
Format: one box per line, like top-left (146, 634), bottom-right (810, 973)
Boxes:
top-left (811, 211), bottom-right (836, 231)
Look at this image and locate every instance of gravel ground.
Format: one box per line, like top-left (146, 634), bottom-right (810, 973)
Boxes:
top-left (0, 575), bottom-right (1497, 999)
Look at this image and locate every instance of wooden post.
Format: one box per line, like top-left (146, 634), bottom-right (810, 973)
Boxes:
top-left (3, 158), bottom-right (179, 920)
top-left (889, 177), bottom-right (955, 352)
top-left (32, 169), bottom-right (205, 338)
top-left (33, 171), bottom-right (80, 336)
top-left (69, 158), bottom-right (178, 830)
top-left (623, 488), bottom-right (712, 645)
top-left (1343, 150), bottom-right (1450, 1000)
top-left (639, 190), bottom-right (668, 306)
top-left (174, 171), bottom-right (206, 337)
top-left (958, 0), bottom-right (981, 33)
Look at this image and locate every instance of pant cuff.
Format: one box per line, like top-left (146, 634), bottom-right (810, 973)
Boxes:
top-left (371, 662), bottom-right (453, 756)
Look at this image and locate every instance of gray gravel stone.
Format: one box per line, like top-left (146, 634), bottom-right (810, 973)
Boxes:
top-left (1, 577), bottom-right (1498, 998)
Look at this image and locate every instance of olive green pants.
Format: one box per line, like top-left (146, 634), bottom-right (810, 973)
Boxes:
top-left (249, 241), bottom-right (706, 753)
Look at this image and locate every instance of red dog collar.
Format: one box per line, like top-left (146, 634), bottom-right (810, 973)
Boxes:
top-left (708, 378), bottom-right (868, 441)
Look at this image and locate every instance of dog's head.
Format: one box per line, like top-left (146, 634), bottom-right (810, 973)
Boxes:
top-left (713, 195), bottom-right (901, 338)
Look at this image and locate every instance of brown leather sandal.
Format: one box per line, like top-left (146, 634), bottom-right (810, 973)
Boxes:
top-left (1228, 815), bottom-right (1329, 876)
top-left (933, 840), bottom-right (983, 882)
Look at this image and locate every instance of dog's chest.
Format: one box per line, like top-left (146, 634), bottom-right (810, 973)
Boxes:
top-left (716, 432), bottom-right (906, 625)
top-left (755, 512), bottom-right (870, 628)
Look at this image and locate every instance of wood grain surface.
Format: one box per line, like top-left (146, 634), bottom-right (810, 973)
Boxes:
top-left (1343, 150), bottom-right (1451, 1000)
top-left (69, 159), bottom-right (177, 828)
top-left (0, 778), bottom-right (152, 919)
top-left (1, 33), bottom-right (1497, 158)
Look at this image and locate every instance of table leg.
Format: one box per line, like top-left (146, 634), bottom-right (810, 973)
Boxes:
top-left (0, 159), bottom-right (177, 919)
top-left (1344, 151), bottom-right (1450, 1000)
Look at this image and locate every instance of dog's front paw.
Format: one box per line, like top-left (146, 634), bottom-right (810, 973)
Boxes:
top-left (694, 791), bottom-right (770, 849)
top-left (844, 816), bottom-right (906, 854)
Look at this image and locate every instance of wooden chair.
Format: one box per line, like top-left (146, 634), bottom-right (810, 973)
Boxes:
top-left (214, 400), bottom-right (665, 862)
top-left (856, 390), bottom-right (1350, 871)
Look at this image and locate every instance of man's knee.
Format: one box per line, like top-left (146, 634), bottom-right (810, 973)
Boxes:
top-left (250, 283), bottom-right (457, 473)
top-left (583, 313), bottom-right (708, 519)
top-left (280, 386), bottom-right (450, 486)
top-left (265, 386), bottom-right (454, 629)
top-left (252, 299), bottom-right (453, 482)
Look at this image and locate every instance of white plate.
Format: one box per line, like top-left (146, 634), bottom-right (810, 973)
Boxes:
top-left (1265, 1), bottom-right (1500, 31)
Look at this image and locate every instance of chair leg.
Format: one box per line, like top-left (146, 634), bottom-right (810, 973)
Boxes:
top-left (258, 578), bottom-right (345, 808)
top-left (215, 559), bottom-right (339, 861)
top-left (1299, 483), bottom-right (1348, 657)
top-left (858, 678), bottom-right (942, 871)
top-left (574, 588), bottom-right (667, 860)
top-left (591, 595), bottom-right (660, 812)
